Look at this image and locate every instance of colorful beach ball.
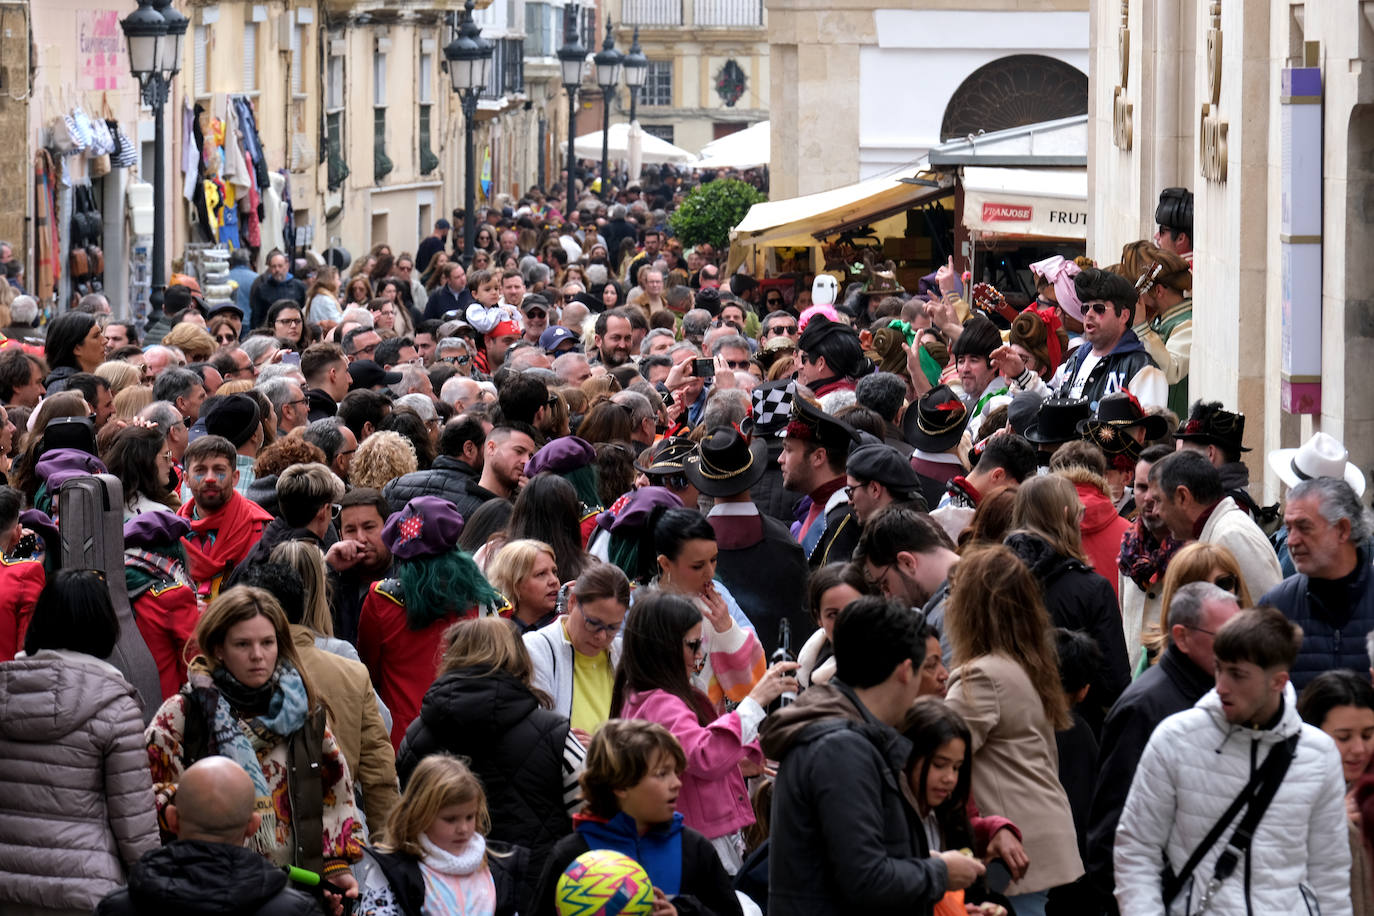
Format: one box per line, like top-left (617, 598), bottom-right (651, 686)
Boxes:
top-left (555, 848), bottom-right (655, 916)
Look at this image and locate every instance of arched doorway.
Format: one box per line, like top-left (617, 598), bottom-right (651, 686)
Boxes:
top-left (940, 54), bottom-right (1088, 142)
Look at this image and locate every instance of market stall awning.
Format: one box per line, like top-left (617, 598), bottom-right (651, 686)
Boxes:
top-left (960, 166), bottom-right (1088, 240)
top-left (696, 121), bottom-right (770, 170)
top-left (728, 160), bottom-right (948, 271)
top-left (573, 122), bottom-right (697, 165)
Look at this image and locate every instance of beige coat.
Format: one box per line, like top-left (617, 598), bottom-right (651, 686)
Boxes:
top-left (291, 626), bottom-right (400, 830)
top-left (946, 653), bottom-right (1084, 895)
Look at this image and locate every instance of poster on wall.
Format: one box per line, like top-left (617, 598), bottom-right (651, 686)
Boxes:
top-left (78, 10), bottom-right (125, 91)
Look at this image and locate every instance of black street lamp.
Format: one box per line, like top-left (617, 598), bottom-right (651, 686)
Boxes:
top-left (443, 0), bottom-right (495, 264)
top-left (557, 7), bottom-right (588, 219)
top-left (622, 27), bottom-right (647, 125)
top-left (121, 0), bottom-right (184, 316)
top-left (593, 21), bottom-right (622, 203)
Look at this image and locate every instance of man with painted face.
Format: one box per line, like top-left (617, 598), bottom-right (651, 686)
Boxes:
top-left (175, 435), bottom-right (273, 601)
top-left (949, 314), bottom-right (1009, 442)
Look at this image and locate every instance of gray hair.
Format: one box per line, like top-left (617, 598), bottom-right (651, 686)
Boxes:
top-left (612, 389), bottom-right (655, 427)
top-left (819, 388), bottom-right (857, 414)
top-left (666, 341), bottom-right (701, 361)
top-left (302, 417), bottom-right (345, 464)
top-left (339, 306), bottom-right (374, 329)
top-left (395, 393), bottom-right (437, 421)
top-left (240, 336), bottom-right (280, 364)
top-left (143, 344), bottom-right (185, 367)
top-left (1289, 476), bottom-right (1374, 543)
top-left (1167, 581), bottom-right (1237, 639)
top-left (856, 372), bottom-right (908, 423)
top-left (137, 400), bottom-right (183, 436)
top-left (258, 377), bottom-right (302, 422)
top-left (151, 367), bottom-right (202, 404)
top-left (585, 264), bottom-right (608, 286)
top-left (640, 328), bottom-right (676, 356)
top-left (552, 352), bottom-right (590, 385)
top-left (701, 388), bottom-right (751, 430)
top-left (522, 261), bottom-right (551, 286)
top-left (524, 366), bottom-right (558, 386)
top-left (390, 364), bottom-right (431, 396)
top-left (682, 309), bottom-right (712, 339)
top-left (10, 296), bottom-right (37, 325)
top-left (256, 363), bottom-right (306, 385)
top-left (440, 376), bottom-right (482, 407)
top-left (709, 333), bottom-right (752, 356)
top-left (436, 336), bottom-right (470, 354)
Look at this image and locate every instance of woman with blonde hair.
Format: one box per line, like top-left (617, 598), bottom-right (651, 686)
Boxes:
top-left (486, 539), bottom-right (562, 634)
top-left (350, 430), bottom-right (418, 490)
top-left (343, 274), bottom-right (374, 309)
top-left (1140, 541), bottom-right (1251, 669)
top-left (396, 617), bottom-right (584, 894)
top-left (945, 545), bottom-right (1082, 914)
top-left (1005, 473), bottom-right (1130, 719)
top-left (145, 586), bottom-right (364, 890)
top-left (112, 384), bottom-right (153, 420)
top-left (270, 540), bottom-right (360, 662)
top-left (95, 360), bottom-right (142, 395)
top-left (161, 323), bottom-right (217, 364)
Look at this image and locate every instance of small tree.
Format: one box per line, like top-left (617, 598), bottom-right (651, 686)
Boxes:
top-left (668, 178), bottom-right (766, 252)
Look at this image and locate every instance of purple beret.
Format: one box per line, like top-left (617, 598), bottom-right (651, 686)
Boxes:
top-left (35, 448), bottom-right (108, 490)
top-left (607, 486), bottom-right (683, 533)
top-left (382, 495), bottom-right (465, 560)
top-left (525, 436), bottom-right (596, 478)
top-left (19, 509), bottom-right (57, 548)
top-left (123, 510), bottom-right (192, 549)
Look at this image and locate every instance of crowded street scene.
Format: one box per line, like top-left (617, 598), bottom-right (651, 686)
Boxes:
top-left (0, 0), bottom-right (1369, 914)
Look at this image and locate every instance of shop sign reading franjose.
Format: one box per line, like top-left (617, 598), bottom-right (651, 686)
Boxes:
top-left (78, 10), bottom-right (126, 91)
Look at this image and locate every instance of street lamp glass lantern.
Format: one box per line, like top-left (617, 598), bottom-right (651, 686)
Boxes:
top-left (557, 40), bottom-right (588, 90)
top-left (622, 29), bottom-right (648, 90)
top-left (444, 4), bottom-right (495, 94)
top-left (594, 22), bottom-right (622, 91)
top-left (157, 2), bottom-right (188, 77)
top-left (120, 0), bottom-right (166, 80)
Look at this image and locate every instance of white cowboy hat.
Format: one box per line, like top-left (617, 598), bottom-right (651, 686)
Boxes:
top-left (1267, 431), bottom-right (1367, 497)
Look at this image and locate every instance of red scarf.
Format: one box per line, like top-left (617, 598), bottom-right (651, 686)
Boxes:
top-left (177, 491), bottom-right (273, 596)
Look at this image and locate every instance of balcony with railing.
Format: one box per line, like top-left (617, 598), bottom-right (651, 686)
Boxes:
top-left (621, 0), bottom-right (682, 27)
top-left (695, 0), bottom-right (763, 27)
top-left (482, 38), bottom-right (526, 99)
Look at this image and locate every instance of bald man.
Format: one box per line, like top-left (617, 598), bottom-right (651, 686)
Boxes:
top-left (96, 757), bottom-right (324, 916)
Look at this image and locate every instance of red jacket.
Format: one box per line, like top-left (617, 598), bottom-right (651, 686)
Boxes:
top-left (1074, 480), bottom-right (1131, 600)
top-left (131, 582), bottom-right (200, 699)
top-left (0, 556), bottom-right (44, 661)
top-left (357, 581), bottom-right (465, 751)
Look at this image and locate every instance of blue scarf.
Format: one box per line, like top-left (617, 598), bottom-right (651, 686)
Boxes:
top-left (575, 811), bottom-right (684, 895)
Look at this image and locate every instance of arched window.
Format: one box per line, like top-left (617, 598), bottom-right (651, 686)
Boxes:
top-left (940, 54), bottom-right (1088, 141)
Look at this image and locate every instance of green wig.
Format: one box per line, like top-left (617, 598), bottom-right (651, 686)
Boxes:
top-left (562, 465), bottom-right (603, 512)
top-left (399, 548), bottom-right (503, 630)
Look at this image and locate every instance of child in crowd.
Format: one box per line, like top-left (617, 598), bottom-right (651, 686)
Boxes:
top-left (529, 720), bottom-right (743, 916)
top-left (356, 753), bottom-right (521, 916)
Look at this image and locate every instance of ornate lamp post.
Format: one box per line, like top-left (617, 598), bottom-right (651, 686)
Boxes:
top-left (557, 7), bottom-right (588, 219)
top-left (443, 0), bottom-right (495, 263)
top-left (121, 0), bottom-right (184, 315)
top-left (622, 27), bottom-right (647, 124)
top-left (593, 22), bottom-right (622, 202)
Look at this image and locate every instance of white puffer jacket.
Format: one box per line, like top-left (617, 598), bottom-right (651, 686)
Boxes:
top-left (1114, 682), bottom-right (1350, 916)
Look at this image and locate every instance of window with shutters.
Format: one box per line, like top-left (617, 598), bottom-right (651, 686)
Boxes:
top-left (642, 60), bottom-right (672, 107)
top-left (242, 22), bottom-right (258, 93)
top-left (374, 51), bottom-right (392, 181)
top-left (325, 36), bottom-right (349, 190)
top-left (291, 25), bottom-right (307, 97)
top-left (193, 26), bottom-right (208, 97)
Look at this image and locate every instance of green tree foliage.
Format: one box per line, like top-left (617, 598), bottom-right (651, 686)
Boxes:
top-left (668, 179), bottom-right (766, 251)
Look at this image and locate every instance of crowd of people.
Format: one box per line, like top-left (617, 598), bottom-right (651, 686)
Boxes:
top-left (0, 183), bottom-right (1369, 916)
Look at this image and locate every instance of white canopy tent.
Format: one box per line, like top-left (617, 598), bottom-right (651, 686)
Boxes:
top-left (961, 166), bottom-right (1088, 240)
top-left (696, 121), bottom-right (770, 170)
top-left (573, 122), bottom-right (696, 165)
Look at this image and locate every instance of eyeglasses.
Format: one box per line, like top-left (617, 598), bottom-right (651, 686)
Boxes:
top-left (354, 344), bottom-right (378, 357)
top-left (526, 309), bottom-right (547, 319)
top-left (767, 325), bottom-right (797, 336)
top-left (275, 317), bottom-right (303, 327)
top-left (684, 637), bottom-right (704, 655)
top-left (288, 397), bottom-right (308, 408)
top-left (842, 481), bottom-right (869, 500)
top-left (1186, 624), bottom-right (1219, 638)
top-left (723, 359), bottom-right (751, 370)
top-left (1212, 573), bottom-right (1240, 595)
top-left (578, 605), bottom-right (624, 636)
top-left (162, 450), bottom-right (173, 461)
top-left (440, 355), bottom-right (471, 365)
top-left (1085, 301), bottom-right (1121, 316)
top-left (330, 503), bottom-right (342, 520)
top-left (547, 393), bottom-right (560, 406)
top-left (216, 334), bottom-right (237, 344)
top-left (864, 564), bottom-right (892, 592)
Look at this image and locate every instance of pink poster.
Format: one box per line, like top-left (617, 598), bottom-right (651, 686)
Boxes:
top-left (78, 10), bottom-right (125, 91)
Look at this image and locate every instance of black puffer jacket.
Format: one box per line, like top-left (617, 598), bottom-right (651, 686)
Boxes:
top-left (95, 840), bottom-right (322, 916)
top-left (396, 667), bottom-right (572, 905)
top-left (1004, 532), bottom-right (1131, 723)
top-left (383, 456), bottom-right (498, 520)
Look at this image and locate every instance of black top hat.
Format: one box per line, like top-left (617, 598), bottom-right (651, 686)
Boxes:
top-left (684, 426), bottom-right (769, 498)
top-left (1025, 397), bottom-right (1092, 445)
top-left (1077, 390), bottom-right (1168, 441)
top-left (1175, 402), bottom-right (1250, 453)
top-left (901, 385), bottom-right (970, 453)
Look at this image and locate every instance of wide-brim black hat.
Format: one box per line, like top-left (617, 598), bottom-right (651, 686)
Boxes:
top-left (633, 436), bottom-right (695, 476)
top-left (902, 384), bottom-right (970, 453)
top-left (1176, 407), bottom-right (1251, 452)
top-left (684, 427), bottom-right (770, 498)
top-left (786, 395), bottom-right (860, 456)
top-left (1025, 397), bottom-right (1092, 445)
top-left (1078, 391), bottom-right (1169, 441)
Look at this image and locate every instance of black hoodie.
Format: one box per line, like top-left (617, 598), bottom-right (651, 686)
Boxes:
top-left (758, 681), bottom-right (947, 916)
top-left (95, 840), bottom-right (321, 916)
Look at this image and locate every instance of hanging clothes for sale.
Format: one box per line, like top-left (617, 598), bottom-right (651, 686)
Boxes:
top-left (279, 171), bottom-right (296, 265)
top-left (230, 96), bottom-right (270, 204)
top-left (222, 102), bottom-right (250, 196)
top-left (260, 171), bottom-right (286, 261)
top-left (182, 97), bottom-right (199, 203)
top-left (189, 103), bottom-right (215, 242)
top-left (34, 150), bottom-right (58, 303)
